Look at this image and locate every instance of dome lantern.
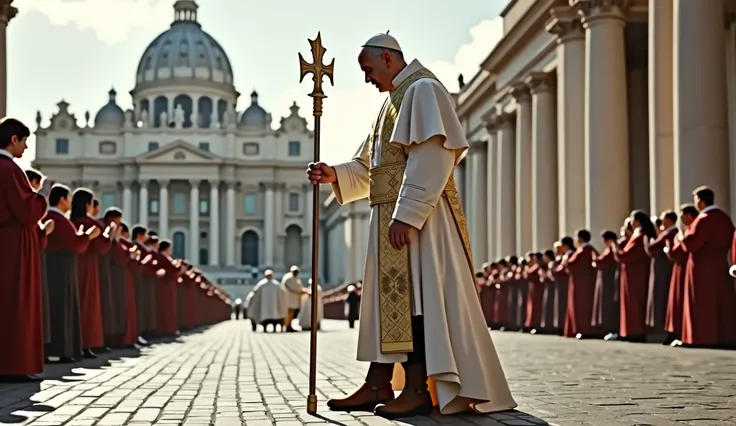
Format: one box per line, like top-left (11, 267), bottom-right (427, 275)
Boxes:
top-left (173, 0), bottom-right (198, 24)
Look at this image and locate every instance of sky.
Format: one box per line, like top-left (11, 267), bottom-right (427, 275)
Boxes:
top-left (11, 0), bottom-right (508, 169)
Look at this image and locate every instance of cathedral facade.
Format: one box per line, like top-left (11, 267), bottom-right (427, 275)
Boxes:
top-left (31, 0), bottom-right (332, 282)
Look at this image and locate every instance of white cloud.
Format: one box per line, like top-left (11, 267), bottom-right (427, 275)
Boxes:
top-left (428, 18), bottom-right (504, 92)
top-left (24, 0), bottom-right (170, 44)
top-left (270, 17), bottom-right (505, 166)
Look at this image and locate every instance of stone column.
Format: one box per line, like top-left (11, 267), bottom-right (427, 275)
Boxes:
top-left (463, 156), bottom-right (474, 233)
top-left (484, 119), bottom-right (498, 261)
top-left (0, 2), bottom-right (16, 119)
top-left (470, 141), bottom-right (488, 266)
top-left (209, 181), bottom-right (219, 266)
top-left (264, 183), bottom-right (275, 267)
top-left (528, 72), bottom-right (559, 250)
top-left (547, 6), bottom-right (586, 236)
top-left (573, 0), bottom-right (631, 237)
top-left (454, 161), bottom-right (465, 206)
top-left (225, 181), bottom-right (236, 266)
top-left (674, 0), bottom-right (730, 211)
top-left (122, 180), bottom-right (132, 219)
top-left (189, 180), bottom-right (200, 263)
top-left (726, 15), bottom-right (736, 215)
top-left (139, 180), bottom-right (149, 227)
top-left (495, 112), bottom-right (516, 257)
top-left (512, 84), bottom-right (533, 254)
top-left (648, 0), bottom-right (675, 214)
top-left (159, 179), bottom-right (169, 238)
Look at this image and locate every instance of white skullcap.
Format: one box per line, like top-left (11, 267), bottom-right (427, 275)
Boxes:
top-left (347, 285), bottom-right (356, 293)
top-left (362, 32), bottom-right (402, 52)
top-left (264, 269), bottom-right (273, 276)
top-left (290, 265), bottom-right (299, 272)
top-left (308, 278), bottom-right (313, 284)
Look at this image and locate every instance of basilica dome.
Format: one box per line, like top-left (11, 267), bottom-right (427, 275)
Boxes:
top-left (94, 89), bottom-right (125, 129)
top-left (240, 91), bottom-right (269, 127)
top-left (135, 0), bottom-right (234, 86)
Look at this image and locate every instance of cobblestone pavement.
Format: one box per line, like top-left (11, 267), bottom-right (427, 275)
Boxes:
top-left (1, 320), bottom-right (735, 426)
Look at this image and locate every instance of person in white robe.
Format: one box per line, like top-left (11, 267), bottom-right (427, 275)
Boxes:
top-left (306, 33), bottom-right (516, 418)
top-left (244, 291), bottom-right (257, 331)
top-left (297, 279), bottom-right (323, 330)
top-left (281, 265), bottom-right (306, 332)
top-left (247, 270), bottom-right (287, 333)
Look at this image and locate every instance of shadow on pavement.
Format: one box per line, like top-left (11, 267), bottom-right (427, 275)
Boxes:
top-left (0, 326), bottom-right (213, 424)
top-left (304, 408), bottom-right (549, 425)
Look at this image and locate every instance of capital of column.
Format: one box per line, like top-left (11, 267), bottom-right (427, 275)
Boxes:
top-left (139, 179), bottom-right (150, 188)
top-left (0, 1), bottom-right (18, 26)
top-left (189, 179), bottom-right (202, 187)
top-left (119, 179), bottom-right (134, 189)
top-left (510, 83), bottom-right (531, 103)
top-left (494, 112), bottom-right (516, 130)
top-left (158, 179), bottom-right (170, 188)
top-left (469, 139), bottom-right (488, 150)
top-left (526, 71), bottom-right (556, 94)
top-left (260, 182), bottom-right (285, 192)
top-left (546, 6), bottom-right (584, 42)
top-left (225, 180), bottom-right (239, 190)
top-left (571, 0), bottom-right (630, 27)
top-left (482, 111), bottom-right (497, 133)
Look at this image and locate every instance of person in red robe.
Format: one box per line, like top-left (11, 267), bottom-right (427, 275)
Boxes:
top-left (0, 118), bottom-right (50, 382)
top-left (664, 204), bottom-right (698, 344)
top-left (592, 231), bottom-right (619, 338)
top-left (116, 223), bottom-right (141, 347)
top-left (539, 250), bottom-right (556, 334)
top-left (645, 210), bottom-right (678, 342)
top-left (524, 253), bottom-right (544, 333)
top-left (479, 263), bottom-right (495, 327)
top-left (25, 168), bottom-right (54, 347)
top-left (563, 230), bottom-right (599, 339)
top-left (552, 239), bottom-right (573, 335)
top-left (614, 211), bottom-right (657, 343)
top-left (155, 240), bottom-right (186, 337)
top-left (680, 186), bottom-right (736, 348)
top-left (69, 188), bottom-right (113, 358)
top-left (492, 259), bottom-right (510, 330)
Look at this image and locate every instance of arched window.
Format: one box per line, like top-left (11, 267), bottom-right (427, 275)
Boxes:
top-left (241, 231), bottom-right (259, 267)
top-left (172, 231), bottom-right (186, 259)
top-left (284, 225), bottom-right (303, 268)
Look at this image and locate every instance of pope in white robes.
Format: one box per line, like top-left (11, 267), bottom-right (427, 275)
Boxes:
top-left (247, 270), bottom-right (287, 333)
top-left (306, 33), bottom-right (516, 418)
top-left (281, 265), bottom-right (305, 332)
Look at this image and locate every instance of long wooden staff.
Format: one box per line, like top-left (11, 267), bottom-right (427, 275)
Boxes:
top-left (298, 32), bottom-right (334, 415)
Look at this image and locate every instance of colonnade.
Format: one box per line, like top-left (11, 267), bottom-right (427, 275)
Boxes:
top-left (460, 0), bottom-right (733, 269)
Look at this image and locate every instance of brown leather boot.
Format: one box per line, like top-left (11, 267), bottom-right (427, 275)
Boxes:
top-left (374, 361), bottom-right (433, 419)
top-left (326, 362), bottom-right (395, 412)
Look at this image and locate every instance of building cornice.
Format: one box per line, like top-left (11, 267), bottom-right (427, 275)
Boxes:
top-left (480, 0), bottom-right (564, 73)
top-left (456, 72), bottom-right (497, 118)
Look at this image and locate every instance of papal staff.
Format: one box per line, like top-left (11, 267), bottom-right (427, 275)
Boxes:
top-left (298, 32), bottom-right (334, 415)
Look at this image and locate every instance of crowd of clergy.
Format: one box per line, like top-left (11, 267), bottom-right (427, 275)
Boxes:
top-left (0, 118), bottom-right (233, 384)
top-left (238, 267), bottom-right (325, 333)
top-left (475, 186), bottom-right (736, 349)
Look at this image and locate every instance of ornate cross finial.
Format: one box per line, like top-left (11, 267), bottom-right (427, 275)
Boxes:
top-left (298, 32), bottom-right (334, 116)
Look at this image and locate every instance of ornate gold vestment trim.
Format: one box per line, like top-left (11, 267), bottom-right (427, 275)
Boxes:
top-left (368, 69), bottom-right (475, 354)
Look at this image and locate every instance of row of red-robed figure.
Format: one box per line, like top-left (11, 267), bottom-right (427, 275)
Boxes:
top-left (0, 158), bottom-right (232, 378)
top-left (475, 198), bottom-right (736, 348)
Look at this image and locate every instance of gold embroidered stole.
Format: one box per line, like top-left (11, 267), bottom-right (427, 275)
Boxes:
top-left (368, 69), bottom-right (476, 354)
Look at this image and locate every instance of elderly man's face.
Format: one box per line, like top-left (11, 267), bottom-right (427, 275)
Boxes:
top-left (358, 48), bottom-right (397, 93)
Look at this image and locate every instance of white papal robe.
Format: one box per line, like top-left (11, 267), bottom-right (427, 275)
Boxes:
top-left (330, 59), bottom-right (517, 414)
top-left (281, 274), bottom-right (304, 310)
top-left (296, 285), bottom-right (323, 329)
top-left (247, 278), bottom-right (288, 323)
